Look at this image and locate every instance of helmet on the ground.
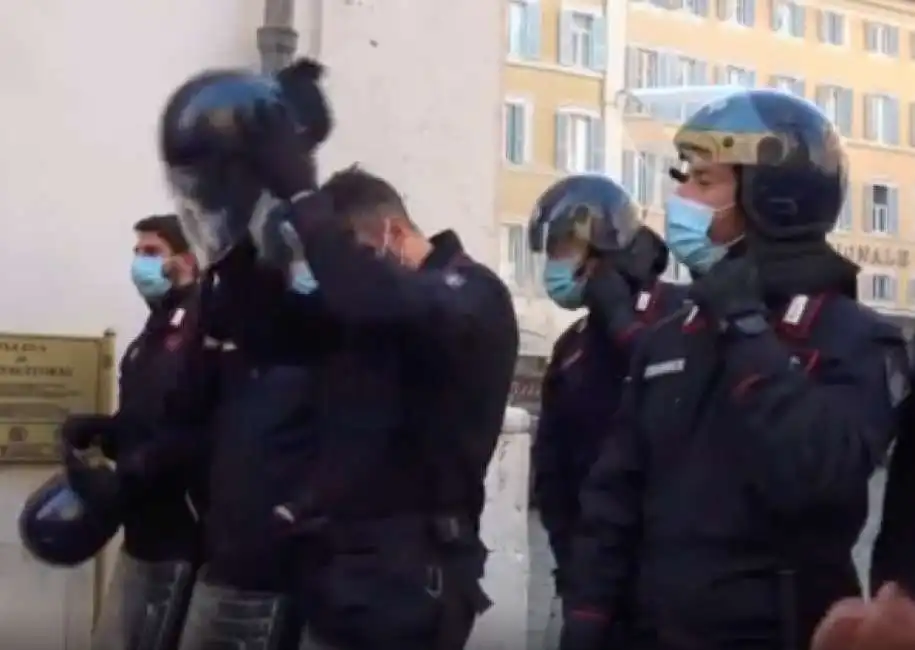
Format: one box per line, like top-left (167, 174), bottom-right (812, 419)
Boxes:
top-left (19, 445), bottom-right (121, 567)
top-left (674, 88), bottom-right (847, 239)
top-left (158, 68), bottom-right (304, 270)
top-left (528, 174), bottom-right (667, 282)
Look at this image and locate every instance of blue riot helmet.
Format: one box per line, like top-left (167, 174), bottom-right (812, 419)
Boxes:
top-left (158, 69), bottom-right (305, 270)
top-left (673, 88), bottom-right (847, 240)
top-left (528, 174), bottom-right (667, 285)
top-left (19, 443), bottom-right (121, 567)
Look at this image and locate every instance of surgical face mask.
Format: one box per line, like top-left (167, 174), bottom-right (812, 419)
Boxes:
top-left (290, 260), bottom-right (319, 295)
top-left (544, 258), bottom-right (585, 310)
top-left (664, 195), bottom-right (733, 273)
top-left (131, 255), bottom-right (172, 299)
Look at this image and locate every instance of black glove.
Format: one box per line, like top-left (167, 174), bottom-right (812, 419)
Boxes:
top-left (688, 256), bottom-right (767, 334)
top-left (233, 100), bottom-right (316, 200)
top-left (583, 258), bottom-right (638, 337)
top-left (559, 616), bottom-right (609, 650)
top-left (59, 414), bottom-right (118, 452)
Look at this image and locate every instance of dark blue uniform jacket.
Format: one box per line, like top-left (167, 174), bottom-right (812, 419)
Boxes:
top-left (567, 292), bottom-right (907, 649)
top-left (115, 285), bottom-right (203, 562)
top-left (533, 282), bottom-right (687, 574)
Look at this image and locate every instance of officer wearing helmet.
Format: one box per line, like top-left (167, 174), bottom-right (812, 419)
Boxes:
top-left (527, 174), bottom-right (686, 601)
top-left (149, 56), bottom-right (516, 650)
top-left (559, 88), bottom-right (910, 650)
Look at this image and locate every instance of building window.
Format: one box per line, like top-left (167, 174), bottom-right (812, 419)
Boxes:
top-left (864, 21), bottom-right (899, 56)
top-left (909, 103), bottom-right (915, 147)
top-left (769, 75), bottom-right (804, 97)
top-left (621, 151), bottom-right (659, 206)
top-left (815, 85), bottom-right (853, 136)
top-left (833, 198), bottom-right (853, 231)
top-left (683, 0), bottom-right (710, 16)
top-left (503, 101), bottom-right (530, 165)
top-left (907, 279), bottom-right (915, 304)
top-left (723, 65), bottom-right (756, 87)
top-left (555, 111), bottom-right (604, 173)
top-left (662, 258), bottom-right (691, 284)
top-left (507, 0), bottom-right (541, 59)
top-left (559, 11), bottom-right (606, 71)
top-left (860, 274), bottom-right (897, 302)
top-left (625, 47), bottom-right (659, 89)
top-left (864, 94), bottom-right (900, 145)
top-left (818, 10), bottom-right (846, 45)
top-left (910, 32), bottom-right (915, 59)
top-left (864, 182), bottom-right (898, 234)
top-left (500, 224), bottom-right (541, 294)
top-left (716, 0), bottom-right (755, 26)
top-left (770, 0), bottom-right (804, 37)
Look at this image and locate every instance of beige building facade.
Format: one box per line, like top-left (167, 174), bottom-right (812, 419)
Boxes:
top-left (502, 0), bottom-right (915, 352)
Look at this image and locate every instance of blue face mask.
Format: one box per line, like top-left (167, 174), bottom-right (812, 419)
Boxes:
top-left (290, 260), bottom-right (319, 295)
top-left (544, 259), bottom-right (585, 310)
top-left (130, 255), bottom-right (171, 299)
top-left (664, 195), bottom-right (730, 274)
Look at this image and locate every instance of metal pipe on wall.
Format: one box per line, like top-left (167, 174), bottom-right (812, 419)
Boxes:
top-left (257, 0), bottom-right (299, 73)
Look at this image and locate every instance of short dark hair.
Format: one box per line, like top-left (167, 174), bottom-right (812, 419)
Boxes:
top-left (133, 214), bottom-right (190, 254)
top-left (320, 166), bottom-right (413, 226)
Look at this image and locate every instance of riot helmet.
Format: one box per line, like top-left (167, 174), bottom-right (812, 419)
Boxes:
top-left (528, 174), bottom-right (666, 308)
top-left (158, 69), bottom-right (304, 270)
top-left (19, 444), bottom-right (122, 567)
top-left (671, 88), bottom-right (847, 240)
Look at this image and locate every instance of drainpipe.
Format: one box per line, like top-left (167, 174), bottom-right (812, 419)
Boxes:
top-left (257, 0), bottom-right (299, 73)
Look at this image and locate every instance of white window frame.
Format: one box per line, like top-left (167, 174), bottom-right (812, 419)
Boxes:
top-left (503, 98), bottom-right (533, 166)
top-left (771, 0), bottom-right (802, 38)
top-left (557, 107), bottom-right (601, 173)
top-left (865, 94), bottom-right (896, 144)
top-left (724, 65), bottom-right (755, 87)
top-left (568, 12), bottom-right (595, 68)
top-left (860, 272), bottom-right (898, 303)
top-left (819, 10), bottom-right (847, 47)
top-left (867, 181), bottom-right (896, 234)
top-left (833, 198), bottom-right (852, 232)
top-left (507, 0), bottom-right (528, 58)
top-left (866, 21), bottom-right (898, 56)
top-left (770, 75), bottom-right (803, 96)
top-left (722, 0), bottom-right (753, 27)
top-left (499, 222), bottom-right (542, 295)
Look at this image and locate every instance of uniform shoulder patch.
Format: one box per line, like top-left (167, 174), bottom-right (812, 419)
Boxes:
top-left (443, 271), bottom-right (465, 288)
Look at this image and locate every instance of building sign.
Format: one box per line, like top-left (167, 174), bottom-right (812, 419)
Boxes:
top-left (834, 244), bottom-right (909, 268)
top-left (0, 332), bottom-right (115, 463)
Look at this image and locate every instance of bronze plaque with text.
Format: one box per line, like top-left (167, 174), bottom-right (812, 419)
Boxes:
top-left (0, 332), bottom-right (115, 463)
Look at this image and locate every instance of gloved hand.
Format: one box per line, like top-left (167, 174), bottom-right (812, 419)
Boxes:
top-left (688, 256), bottom-right (766, 333)
top-left (59, 414), bottom-right (118, 452)
top-left (559, 615), bottom-right (610, 650)
top-left (583, 258), bottom-right (638, 337)
top-left (233, 100), bottom-right (315, 201)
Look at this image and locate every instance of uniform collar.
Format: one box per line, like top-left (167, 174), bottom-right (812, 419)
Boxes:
top-left (421, 230), bottom-right (464, 270)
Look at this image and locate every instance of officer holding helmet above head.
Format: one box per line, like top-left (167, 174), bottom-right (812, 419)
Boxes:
top-left (148, 54), bottom-right (516, 650)
top-left (559, 88), bottom-right (910, 650)
top-left (528, 174), bottom-right (686, 602)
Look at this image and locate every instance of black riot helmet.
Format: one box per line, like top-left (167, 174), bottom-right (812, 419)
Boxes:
top-left (674, 88), bottom-right (847, 240)
top-left (528, 174), bottom-right (667, 283)
top-left (158, 68), bottom-right (310, 270)
top-left (19, 443), bottom-right (122, 567)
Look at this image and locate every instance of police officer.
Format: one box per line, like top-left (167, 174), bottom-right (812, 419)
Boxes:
top-left (155, 60), bottom-right (518, 650)
top-left (22, 214), bottom-right (203, 650)
top-left (528, 175), bottom-right (686, 600)
top-left (559, 89), bottom-right (910, 650)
